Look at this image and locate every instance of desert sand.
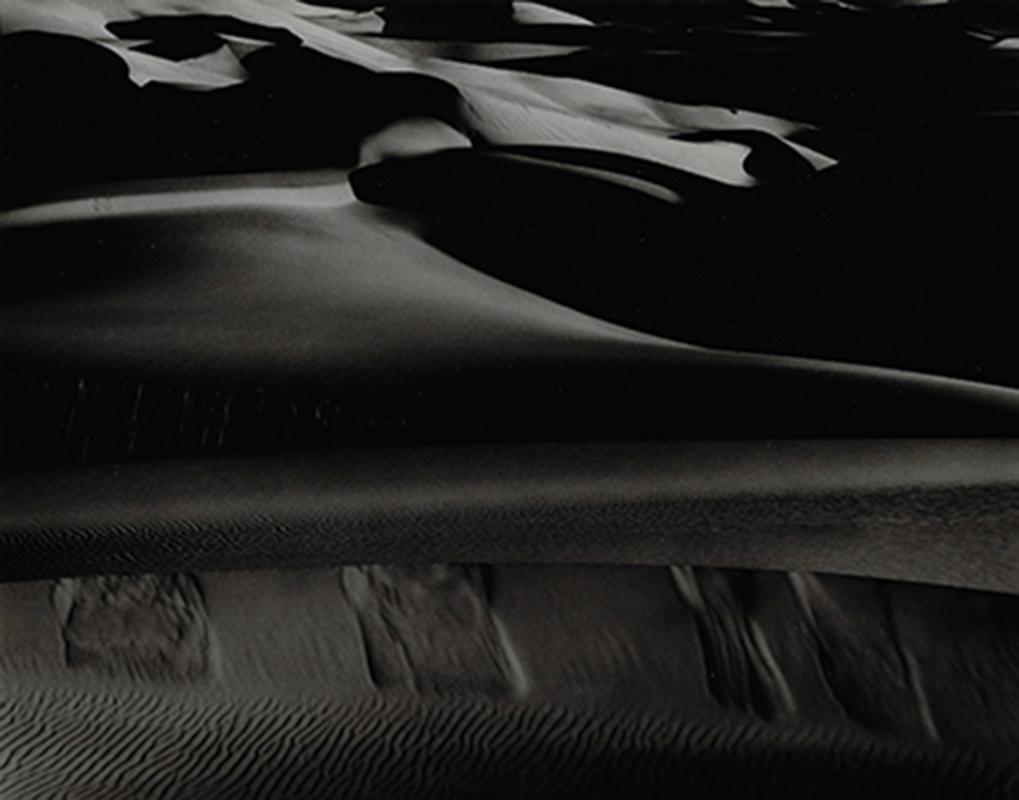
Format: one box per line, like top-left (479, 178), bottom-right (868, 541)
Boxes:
top-left (3, 564), bottom-right (1019, 798)
top-left (3, 1), bottom-right (1019, 797)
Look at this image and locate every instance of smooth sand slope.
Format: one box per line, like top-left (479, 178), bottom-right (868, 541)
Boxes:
top-left (5, 172), bottom-right (1019, 479)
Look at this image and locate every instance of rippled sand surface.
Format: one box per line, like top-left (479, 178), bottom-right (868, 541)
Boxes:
top-left (3, 564), bottom-right (1019, 798)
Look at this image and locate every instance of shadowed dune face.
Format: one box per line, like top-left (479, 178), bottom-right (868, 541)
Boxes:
top-left (2, 564), bottom-right (1019, 798)
top-left (4, 1), bottom-right (1019, 466)
top-left (5, 181), bottom-right (1019, 474)
top-left (348, 137), bottom-right (1019, 388)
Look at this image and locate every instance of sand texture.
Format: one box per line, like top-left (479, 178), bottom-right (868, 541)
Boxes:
top-left (3, 2), bottom-right (1019, 797)
top-left (3, 564), bottom-right (1019, 798)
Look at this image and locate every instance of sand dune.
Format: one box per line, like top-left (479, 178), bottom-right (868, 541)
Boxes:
top-left (6, 12), bottom-right (1017, 384)
top-left (5, 171), bottom-right (1019, 478)
top-left (4, 440), bottom-right (1019, 591)
top-left (1, 0), bottom-right (834, 185)
top-left (3, 3), bottom-right (1019, 797)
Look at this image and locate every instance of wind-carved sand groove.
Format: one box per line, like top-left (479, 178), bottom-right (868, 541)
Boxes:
top-left (340, 564), bottom-right (519, 696)
top-left (883, 581), bottom-right (1019, 754)
top-left (673, 567), bottom-right (930, 732)
top-left (787, 572), bottom-right (940, 740)
top-left (51, 573), bottom-right (208, 681)
top-left (489, 565), bottom-right (710, 707)
top-left (670, 566), bottom-right (796, 721)
top-left (667, 567), bottom-right (1019, 754)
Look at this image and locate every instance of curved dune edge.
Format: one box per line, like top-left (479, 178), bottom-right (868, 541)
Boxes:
top-left (0, 181), bottom-right (696, 375)
top-left (5, 175), bottom-right (1019, 457)
top-left (0, 174), bottom-right (360, 227)
top-left (3, 440), bottom-right (1018, 591)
